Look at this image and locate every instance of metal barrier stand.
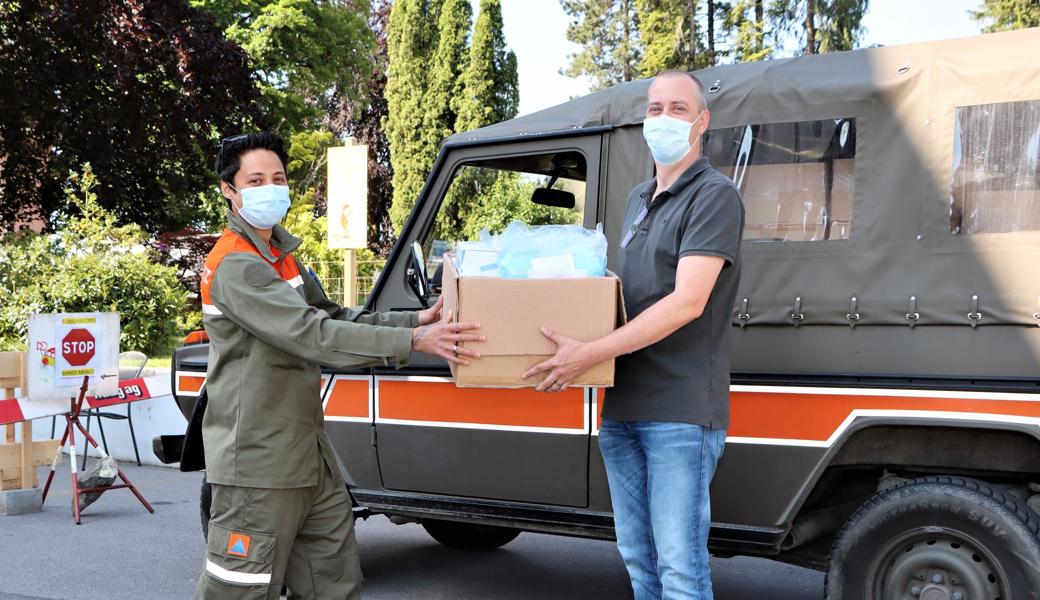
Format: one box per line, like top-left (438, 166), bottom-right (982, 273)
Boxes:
top-left (41, 376), bottom-right (154, 524)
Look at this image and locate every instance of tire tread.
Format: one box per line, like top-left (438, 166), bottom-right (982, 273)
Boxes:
top-left (824, 475), bottom-right (1040, 598)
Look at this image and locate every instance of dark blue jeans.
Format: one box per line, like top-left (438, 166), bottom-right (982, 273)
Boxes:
top-left (599, 419), bottom-right (727, 600)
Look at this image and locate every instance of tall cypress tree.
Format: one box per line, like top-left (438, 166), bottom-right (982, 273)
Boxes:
top-left (384, 0), bottom-right (442, 234)
top-left (424, 0), bottom-right (472, 167)
top-left (448, 0), bottom-right (521, 241)
top-left (456, 0), bottom-right (519, 132)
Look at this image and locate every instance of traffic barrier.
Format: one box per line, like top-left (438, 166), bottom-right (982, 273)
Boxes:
top-left (41, 376), bottom-right (155, 524)
top-left (0, 352), bottom-right (59, 514)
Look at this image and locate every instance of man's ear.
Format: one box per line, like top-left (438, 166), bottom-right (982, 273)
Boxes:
top-left (699, 109), bottom-right (711, 137)
top-left (219, 180), bottom-right (236, 203)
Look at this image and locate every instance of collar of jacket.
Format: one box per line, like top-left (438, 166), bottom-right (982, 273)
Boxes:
top-left (225, 209), bottom-right (303, 263)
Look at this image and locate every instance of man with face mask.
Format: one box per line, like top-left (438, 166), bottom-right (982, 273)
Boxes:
top-left (195, 132), bottom-right (484, 599)
top-left (523, 71), bottom-right (745, 598)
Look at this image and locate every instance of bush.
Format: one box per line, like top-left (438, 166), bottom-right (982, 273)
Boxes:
top-left (0, 165), bottom-right (189, 356)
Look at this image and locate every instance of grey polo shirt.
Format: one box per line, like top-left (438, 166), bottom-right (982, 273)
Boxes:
top-left (603, 157), bottom-right (744, 429)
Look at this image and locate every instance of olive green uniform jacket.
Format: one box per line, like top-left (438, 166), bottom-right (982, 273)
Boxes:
top-left (201, 211), bottom-right (417, 489)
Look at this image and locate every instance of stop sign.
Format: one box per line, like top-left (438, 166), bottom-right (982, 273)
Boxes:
top-left (62, 328), bottom-right (96, 366)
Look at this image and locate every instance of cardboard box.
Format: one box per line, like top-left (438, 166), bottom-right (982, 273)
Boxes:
top-left (442, 256), bottom-right (626, 388)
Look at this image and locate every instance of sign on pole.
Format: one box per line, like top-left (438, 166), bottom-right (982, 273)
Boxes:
top-left (27, 313), bottom-right (119, 402)
top-left (327, 140), bottom-right (369, 250)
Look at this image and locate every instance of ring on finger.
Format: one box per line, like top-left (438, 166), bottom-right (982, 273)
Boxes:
top-left (452, 344), bottom-right (458, 355)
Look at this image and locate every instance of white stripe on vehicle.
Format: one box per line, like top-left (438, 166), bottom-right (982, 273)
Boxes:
top-left (205, 559), bottom-right (272, 585)
top-left (725, 409), bottom-right (1040, 448)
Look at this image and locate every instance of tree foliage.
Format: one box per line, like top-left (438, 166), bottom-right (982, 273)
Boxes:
top-left (562, 0), bottom-right (643, 89)
top-left (460, 173), bottom-right (579, 241)
top-left (189, 0), bottom-right (374, 134)
top-left (0, 0), bottom-right (262, 233)
top-left (564, 0), bottom-right (870, 90)
top-left (456, 0), bottom-right (520, 132)
top-left (770, 0), bottom-right (868, 55)
top-left (316, 0), bottom-right (397, 255)
top-left (971, 0), bottom-right (1040, 32)
top-left (385, 0), bottom-right (444, 234)
top-left (0, 165), bottom-right (189, 355)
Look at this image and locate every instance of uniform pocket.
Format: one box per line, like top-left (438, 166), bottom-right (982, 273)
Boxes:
top-left (200, 522), bottom-right (277, 597)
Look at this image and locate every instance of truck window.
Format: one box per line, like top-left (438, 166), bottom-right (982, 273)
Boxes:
top-left (421, 151), bottom-right (587, 276)
top-left (949, 99), bottom-right (1040, 234)
top-left (705, 118), bottom-right (856, 242)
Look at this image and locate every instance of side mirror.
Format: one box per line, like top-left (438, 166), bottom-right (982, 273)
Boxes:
top-left (531, 187), bottom-right (576, 209)
top-left (407, 241), bottom-right (431, 308)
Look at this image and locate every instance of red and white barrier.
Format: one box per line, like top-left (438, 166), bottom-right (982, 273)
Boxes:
top-left (0, 373), bottom-right (171, 426)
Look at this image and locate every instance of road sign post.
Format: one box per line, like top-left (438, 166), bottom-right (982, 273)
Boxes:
top-left (328, 138), bottom-right (369, 306)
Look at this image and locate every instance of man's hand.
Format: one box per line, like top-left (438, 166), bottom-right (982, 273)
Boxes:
top-left (412, 309), bottom-right (484, 365)
top-left (417, 295), bottom-right (444, 326)
top-left (522, 328), bottom-right (600, 392)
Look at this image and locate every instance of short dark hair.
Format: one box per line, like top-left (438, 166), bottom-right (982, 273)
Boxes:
top-left (215, 131), bottom-right (289, 186)
top-left (654, 69), bottom-right (708, 111)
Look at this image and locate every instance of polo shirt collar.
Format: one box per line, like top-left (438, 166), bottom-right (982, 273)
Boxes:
top-left (643, 156), bottom-right (711, 207)
top-left (226, 209), bottom-right (302, 263)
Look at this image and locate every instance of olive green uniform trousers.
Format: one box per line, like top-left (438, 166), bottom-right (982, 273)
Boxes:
top-left (195, 461), bottom-right (361, 599)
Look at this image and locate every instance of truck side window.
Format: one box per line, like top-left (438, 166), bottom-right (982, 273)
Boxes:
top-left (949, 99), bottom-right (1040, 235)
top-left (421, 151), bottom-right (588, 276)
top-left (705, 118), bottom-right (856, 242)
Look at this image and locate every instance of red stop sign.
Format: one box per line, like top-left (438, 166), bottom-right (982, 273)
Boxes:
top-left (62, 328), bottom-right (96, 366)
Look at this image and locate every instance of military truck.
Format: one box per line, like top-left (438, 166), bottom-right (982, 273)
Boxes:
top-left (160, 29), bottom-right (1040, 599)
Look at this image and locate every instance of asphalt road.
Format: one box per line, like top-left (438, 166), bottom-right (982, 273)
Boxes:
top-left (0, 462), bottom-right (822, 599)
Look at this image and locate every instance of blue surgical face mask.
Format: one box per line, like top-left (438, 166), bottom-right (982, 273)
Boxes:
top-left (642, 111), bottom-right (706, 165)
top-left (230, 184), bottom-right (291, 229)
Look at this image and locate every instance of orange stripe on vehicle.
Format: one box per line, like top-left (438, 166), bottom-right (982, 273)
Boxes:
top-left (178, 375), bottom-right (204, 393)
top-left (324, 379), bottom-right (369, 419)
top-left (729, 391), bottom-right (1040, 441)
top-left (379, 381), bottom-right (584, 429)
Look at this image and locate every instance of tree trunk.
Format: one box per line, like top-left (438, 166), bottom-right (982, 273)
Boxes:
top-left (754, 0), bottom-right (764, 54)
top-left (805, 0), bottom-right (817, 55)
top-left (690, 0), bottom-right (698, 67)
top-left (707, 0), bottom-right (716, 66)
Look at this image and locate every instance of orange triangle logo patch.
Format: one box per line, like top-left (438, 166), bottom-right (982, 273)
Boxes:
top-left (227, 533), bottom-right (251, 558)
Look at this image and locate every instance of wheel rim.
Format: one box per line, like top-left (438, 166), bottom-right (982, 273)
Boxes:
top-left (869, 527), bottom-right (1009, 600)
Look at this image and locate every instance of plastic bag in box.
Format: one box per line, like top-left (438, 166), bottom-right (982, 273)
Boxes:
top-left (478, 221), bottom-right (607, 279)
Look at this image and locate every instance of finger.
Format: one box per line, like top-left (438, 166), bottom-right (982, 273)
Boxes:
top-left (522, 359), bottom-right (554, 380)
top-left (453, 346), bottom-right (481, 358)
top-left (440, 309), bottom-right (453, 324)
top-left (540, 326), bottom-right (563, 345)
top-left (432, 295), bottom-right (445, 309)
top-left (448, 333), bottom-right (486, 343)
top-left (450, 320), bottom-right (481, 332)
top-left (439, 349), bottom-right (470, 366)
top-left (536, 371), bottom-right (560, 392)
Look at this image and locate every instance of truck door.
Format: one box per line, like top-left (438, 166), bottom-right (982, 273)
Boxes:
top-left (371, 135), bottom-right (603, 508)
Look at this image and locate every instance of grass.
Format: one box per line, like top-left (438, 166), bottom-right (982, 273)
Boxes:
top-left (145, 354), bottom-right (173, 369)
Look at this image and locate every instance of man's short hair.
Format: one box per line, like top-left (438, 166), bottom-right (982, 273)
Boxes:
top-left (215, 131), bottom-right (289, 185)
top-left (654, 69), bottom-right (709, 112)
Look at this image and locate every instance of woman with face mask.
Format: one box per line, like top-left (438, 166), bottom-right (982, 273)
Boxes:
top-left (194, 132), bottom-right (485, 600)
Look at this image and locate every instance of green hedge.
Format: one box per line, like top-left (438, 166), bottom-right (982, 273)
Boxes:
top-left (0, 166), bottom-right (189, 356)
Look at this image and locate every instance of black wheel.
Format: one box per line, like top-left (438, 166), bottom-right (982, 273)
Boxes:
top-left (200, 476), bottom-right (212, 541)
top-left (421, 519), bottom-right (521, 551)
top-left (825, 476), bottom-right (1040, 600)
